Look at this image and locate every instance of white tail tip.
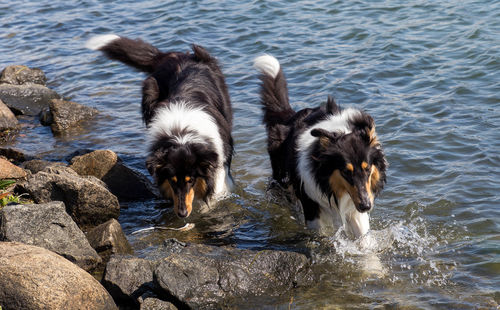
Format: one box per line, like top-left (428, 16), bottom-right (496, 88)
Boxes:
top-left (253, 54), bottom-right (280, 79)
top-left (85, 34), bottom-right (120, 50)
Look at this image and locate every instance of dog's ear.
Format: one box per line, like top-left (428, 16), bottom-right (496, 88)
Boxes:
top-left (351, 113), bottom-right (375, 144)
top-left (146, 149), bottom-right (167, 177)
top-left (192, 44), bottom-right (212, 63)
top-left (192, 144), bottom-right (219, 176)
top-left (326, 96), bottom-right (340, 115)
top-left (311, 128), bottom-right (341, 148)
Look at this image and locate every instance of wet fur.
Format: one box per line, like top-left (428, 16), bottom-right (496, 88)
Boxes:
top-left (88, 35), bottom-right (234, 217)
top-left (254, 55), bottom-right (387, 237)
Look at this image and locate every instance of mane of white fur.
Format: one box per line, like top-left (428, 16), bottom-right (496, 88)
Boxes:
top-left (85, 34), bottom-right (120, 50)
top-left (253, 54), bottom-right (281, 79)
top-left (147, 101), bottom-right (230, 195)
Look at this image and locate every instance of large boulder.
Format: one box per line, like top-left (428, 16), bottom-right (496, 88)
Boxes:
top-left (0, 202), bottom-right (102, 271)
top-left (87, 218), bottom-right (133, 262)
top-left (101, 256), bottom-right (157, 307)
top-left (42, 98), bottom-right (98, 134)
top-left (0, 99), bottom-right (18, 131)
top-left (0, 65), bottom-right (47, 86)
top-left (70, 149), bottom-right (158, 201)
top-left (0, 157), bottom-right (27, 179)
top-left (0, 242), bottom-right (117, 310)
top-left (16, 166), bottom-right (119, 227)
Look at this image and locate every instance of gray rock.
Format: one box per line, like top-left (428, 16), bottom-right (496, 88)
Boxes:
top-left (102, 256), bottom-right (157, 307)
top-left (87, 218), bottom-right (133, 262)
top-left (0, 65), bottom-right (47, 85)
top-left (0, 201), bottom-right (102, 271)
top-left (153, 239), bottom-right (312, 309)
top-left (0, 99), bottom-right (18, 131)
top-left (0, 242), bottom-right (117, 310)
top-left (141, 298), bottom-right (177, 310)
top-left (20, 159), bottom-right (67, 174)
top-left (47, 99), bottom-right (98, 133)
top-left (70, 149), bottom-right (158, 201)
top-left (16, 166), bottom-right (120, 227)
top-left (0, 147), bottom-right (29, 164)
top-left (0, 83), bottom-right (61, 116)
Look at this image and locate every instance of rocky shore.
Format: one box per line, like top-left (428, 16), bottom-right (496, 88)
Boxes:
top-left (0, 65), bottom-right (316, 309)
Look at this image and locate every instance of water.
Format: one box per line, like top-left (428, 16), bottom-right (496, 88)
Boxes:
top-left (1, 0), bottom-right (499, 308)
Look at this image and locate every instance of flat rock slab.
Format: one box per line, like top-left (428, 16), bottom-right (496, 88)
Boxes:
top-left (0, 83), bottom-right (61, 116)
top-left (16, 166), bottom-right (119, 227)
top-left (0, 201), bottom-right (102, 271)
top-left (0, 242), bottom-right (117, 310)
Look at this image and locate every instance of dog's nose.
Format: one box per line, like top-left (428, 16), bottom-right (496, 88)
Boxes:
top-left (357, 202), bottom-right (372, 213)
top-left (177, 208), bottom-right (188, 218)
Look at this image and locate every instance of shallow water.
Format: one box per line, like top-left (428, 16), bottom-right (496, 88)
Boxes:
top-left (1, 0), bottom-right (499, 308)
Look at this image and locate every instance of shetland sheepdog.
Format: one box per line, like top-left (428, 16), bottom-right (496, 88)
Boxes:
top-left (86, 34), bottom-right (234, 218)
top-left (254, 54), bottom-right (387, 238)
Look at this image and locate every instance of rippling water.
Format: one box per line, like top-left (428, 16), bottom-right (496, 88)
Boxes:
top-left (1, 0), bottom-right (499, 308)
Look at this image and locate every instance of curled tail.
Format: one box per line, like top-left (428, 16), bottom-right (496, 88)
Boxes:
top-left (253, 55), bottom-right (295, 125)
top-left (86, 34), bottom-right (163, 73)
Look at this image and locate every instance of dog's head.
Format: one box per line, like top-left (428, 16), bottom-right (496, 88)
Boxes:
top-left (311, 113), bottom-right (387, 213)
top-left (146, 141), bottom-right (218, 218)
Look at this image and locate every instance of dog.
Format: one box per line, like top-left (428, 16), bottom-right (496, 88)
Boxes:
top-left (86, 34), bottom-right (234, 218)
top-left (254, 54), bottom-right (387, 238)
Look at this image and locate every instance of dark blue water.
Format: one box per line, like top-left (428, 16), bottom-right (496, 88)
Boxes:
top-left (1, 0), bottom-right (499, 308)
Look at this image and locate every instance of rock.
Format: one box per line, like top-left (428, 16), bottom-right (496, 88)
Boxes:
top-left (0, 65), bottom-right (47, 85)
top-left (0, 202), bottom-right (102, 271)
top-left (0, 99), bottom-right (18, 131)
top-left (0, 83), bottom-right (61, 116)
top-left (0, 157), bottom-right (27, 179)
top-left (152, 239), bottom-right (311, 309)
top-left (141, 298), bottom-right (177, 310)
top-left (102, 256), bottom-right (157, 307)
top-left (46, 99), bottom-right (98, 133)
top-left (16, 166), bottom-right (119, 227)
top-left (70, 150), bottom-right (158, 201)
top-left (87, 219), bottom-right (133, 262)
top-left (0, 242), bottom-right (117, 310)
top-left (0, 147), bottom-right (29, 164)
top-left (20, 159), bottom-right (67, 174)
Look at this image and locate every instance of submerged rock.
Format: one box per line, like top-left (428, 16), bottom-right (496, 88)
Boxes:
top-left (87, 218), bottom-right (133, 262)
top-left (0, 242), bottom-right (117, 310)
top-left (44, 98), bottom-right (98, 134)
top-left (70, 149), bottom-right (158, 201)
top-left (16, 166), bottom-right (119, 227)
top-left (0, 201), bottom-right (102, 271)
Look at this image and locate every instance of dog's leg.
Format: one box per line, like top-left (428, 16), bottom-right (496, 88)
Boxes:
top-left (338, 194), bottom-right (370, 239)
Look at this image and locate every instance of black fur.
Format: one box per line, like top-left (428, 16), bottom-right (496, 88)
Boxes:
top-left (92, 35), bottom-right (233, 217)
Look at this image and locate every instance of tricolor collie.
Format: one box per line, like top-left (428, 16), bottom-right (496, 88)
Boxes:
top-left (254, 55), bottom-right (387, 238)
top-left (86, 34), bottom-right (234, 218)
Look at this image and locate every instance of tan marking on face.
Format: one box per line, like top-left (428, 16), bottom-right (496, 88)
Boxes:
top-left (369, 165), bottom-right (380, 193)
top-left (194, 178), bottom-right (207, 197)
top-left (346, 163), bottom-right (354, 172)
top-left (184, 188), bottom-right (194, 217)
top-left (171, 176), bottom-right (177, 183)
top-left (329, 170), bottom-right (360, 205)
top-left (185, 176), bottom-right (191, 183)
top-left (361, 161), bottom-right (369, 170)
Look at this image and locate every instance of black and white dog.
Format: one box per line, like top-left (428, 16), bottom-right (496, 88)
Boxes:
top-left (86, 35), bottom-right (234, 218)
top-left (254, 55), bottom-right (387, 238)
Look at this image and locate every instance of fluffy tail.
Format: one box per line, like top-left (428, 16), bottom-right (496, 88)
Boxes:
top-left (86, 34), bottom-right (163, 73)
top-left (253, 55), bottom-right (295, 125)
